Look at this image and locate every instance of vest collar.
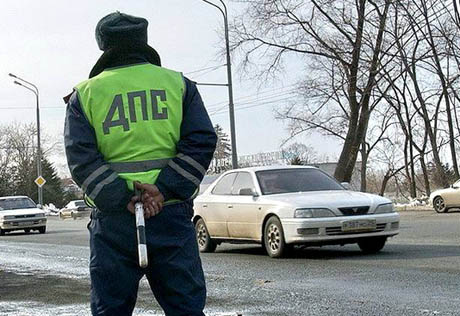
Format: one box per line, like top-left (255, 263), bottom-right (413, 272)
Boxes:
top-left (89, 43), bottom-right (161, 78)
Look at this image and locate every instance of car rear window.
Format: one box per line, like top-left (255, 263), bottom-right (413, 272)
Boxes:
top-left (212, 173), bottom-right (237, 195)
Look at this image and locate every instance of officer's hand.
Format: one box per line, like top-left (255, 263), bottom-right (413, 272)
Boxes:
top-left (127, 195), bottom-right (139, 215)
top-left (134, 182), bottom-right (165, 218)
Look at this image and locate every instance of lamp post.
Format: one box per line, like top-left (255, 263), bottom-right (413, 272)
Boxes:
top-left (9, 73), bottom-right (43, 206)
top-left (200, 0), bottom-right (238, 169)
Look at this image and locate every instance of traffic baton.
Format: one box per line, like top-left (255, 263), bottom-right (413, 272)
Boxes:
top-left (134, 183), bottom-right (148, 268)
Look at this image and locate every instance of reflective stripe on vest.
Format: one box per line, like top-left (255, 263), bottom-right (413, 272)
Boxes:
top-left (75, 63), bottom-right (184, 195)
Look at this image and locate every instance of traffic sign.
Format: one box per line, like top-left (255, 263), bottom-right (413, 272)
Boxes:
top-left (35, 176), bottom-right (46, 187)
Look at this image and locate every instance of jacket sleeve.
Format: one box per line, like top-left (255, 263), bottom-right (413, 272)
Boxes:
top-left (64, 91), bottom-right (133, 213)
top-left (155, 77), bottom-right (217, 201)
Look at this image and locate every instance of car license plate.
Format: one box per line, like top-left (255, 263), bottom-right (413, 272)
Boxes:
top-left (19, 221), bottom-right (33, 226)
top-left (342, 219), bottom-right (376, 232)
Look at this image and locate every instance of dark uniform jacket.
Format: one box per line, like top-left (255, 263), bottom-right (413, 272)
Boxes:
top-left (64, 53), bottom-right (217, 213)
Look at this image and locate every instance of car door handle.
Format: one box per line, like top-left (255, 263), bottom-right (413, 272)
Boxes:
top-left (202, 204), bottom-right (208, 208)
top-left (227, 205), bottom-right (233, 209)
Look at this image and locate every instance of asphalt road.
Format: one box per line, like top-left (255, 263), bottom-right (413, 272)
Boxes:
top-left (0, 210), bottom-right (459, 316)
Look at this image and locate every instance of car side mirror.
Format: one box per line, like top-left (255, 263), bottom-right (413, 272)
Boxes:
top-left (37, 204), bottom-right (43, 209)
top-left (239, 188), bottom-right (259, 197)
top-left (341, 182), bottom-right (351, 190)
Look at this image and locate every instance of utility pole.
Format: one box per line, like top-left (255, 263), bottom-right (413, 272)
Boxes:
top-left (200, 0), bottom-right (238, 169)
top-left (9, 73), bottom-right (43, 206)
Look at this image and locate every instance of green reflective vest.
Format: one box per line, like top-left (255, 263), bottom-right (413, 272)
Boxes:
top-left (75, 63), bottom-right (184, 193)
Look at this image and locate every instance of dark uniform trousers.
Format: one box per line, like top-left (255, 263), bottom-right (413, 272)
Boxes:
top-left (88, 201), bottom-right (206, 316)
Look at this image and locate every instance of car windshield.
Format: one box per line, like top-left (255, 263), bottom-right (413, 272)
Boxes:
top-left (0, 198), bottom-right (37, 211)
top-left (256, 168), bottom-right (345, 195)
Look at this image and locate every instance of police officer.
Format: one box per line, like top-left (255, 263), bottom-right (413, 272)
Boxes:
top-left (64, 12), bottom-right (217, 316)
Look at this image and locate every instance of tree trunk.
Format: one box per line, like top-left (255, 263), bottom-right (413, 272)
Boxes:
top-left (360, 141), bottom-right (368, 192)
top-left (379, 170), bottom-right (392, 196)
top-left (423, 2), bottom-right (460, 179)
top-left (419, 156), bottom-right (431, 196)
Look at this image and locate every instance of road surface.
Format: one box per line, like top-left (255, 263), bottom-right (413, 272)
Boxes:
top-left (0, 210), bottom-right (459, 315)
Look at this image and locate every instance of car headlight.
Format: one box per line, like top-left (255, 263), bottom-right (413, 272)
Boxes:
top-left (374, 203), bottom-right (395, 214)
top-left (3, 215), bottom-right (15, 220)
top-left (294, 208), bottom-right (336, 218)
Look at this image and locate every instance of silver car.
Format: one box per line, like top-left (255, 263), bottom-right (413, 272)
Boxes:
top-left (0, 196), bottom-right (47, 235)
top-left (429, 179), bottom-right (460, 213)
top-left (194, 166), bottom-right (400, 258)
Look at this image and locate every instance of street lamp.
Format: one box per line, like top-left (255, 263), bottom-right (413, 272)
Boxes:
top-left (9, 73), bottom-right (43, 206)
top-left (200, 0), bottom-right (238, 169)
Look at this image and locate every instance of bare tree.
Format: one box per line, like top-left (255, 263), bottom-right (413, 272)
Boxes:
top-left (281, 142), bottom-right (317, 165)
top-left (230, 0), bottom-right (394, 182)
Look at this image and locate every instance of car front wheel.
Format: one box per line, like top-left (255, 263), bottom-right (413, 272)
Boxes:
top-left (433, 196), bottom-right (448, 213)
top-left (0, 229), bottom-right (5, 236)
top-left (38, 226), bottom-right (46, 234)
top-left (264, 216), bottom-right (288, 258)
top-left (358, 237), bottom-right (387, 254)
top-left (195, 218), bottom-right (217, 253)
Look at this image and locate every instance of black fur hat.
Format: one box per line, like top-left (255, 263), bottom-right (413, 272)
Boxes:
top-left (96, 11), bottom-right (148, 51)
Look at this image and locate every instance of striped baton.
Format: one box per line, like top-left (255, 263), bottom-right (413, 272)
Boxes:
top-left (134, 183), bottom-right (148, 268)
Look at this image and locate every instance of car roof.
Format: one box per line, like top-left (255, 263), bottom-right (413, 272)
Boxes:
top-left (0, 195), bottom-right (31, 200)
top-left (223, 165), bottom-right (317, 173)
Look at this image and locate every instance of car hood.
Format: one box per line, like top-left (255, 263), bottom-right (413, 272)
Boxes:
top-left (0, 208), bottom-right (45, 217)
top-left (261, 190), bottom-right (391, 210)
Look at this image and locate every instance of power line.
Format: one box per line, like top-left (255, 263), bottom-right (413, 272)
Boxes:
top-left (210, 96), bottom-right (296, 117)
top-left (184, 64), bottom-right (226, 75)
top-left (204, 83), bottom-right (298, 110)
top-left (207, 88), bottom-right (297, 115)
top-left (0, 106), bottom-right (64, 110)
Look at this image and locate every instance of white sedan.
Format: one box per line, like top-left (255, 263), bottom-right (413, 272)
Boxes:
top-left (430, 179), bottom-right (460, 213)
top-left (194, 166), bottom-right (400, 258)
top-left (0, 196), bottom-right (47, 235)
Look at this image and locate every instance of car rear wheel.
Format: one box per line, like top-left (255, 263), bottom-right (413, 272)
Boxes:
top-left (433, 196), bottom-right (448, 213)
top-left (264, 216), bottom-right (288, 258)
top-left (24, 229), bottom-right (31, 234)
top-left (0, 229), bottom-right (5, 236)
top-left (38, 226), bottom-right (46, 234)
top-left (358, 237), bottom-right (387, 254)
top-left (195, 218), bottom-right (217, 253)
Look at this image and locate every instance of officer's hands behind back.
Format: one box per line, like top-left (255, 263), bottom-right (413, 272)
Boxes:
top-left (127, 182), bottom-right (165, 219)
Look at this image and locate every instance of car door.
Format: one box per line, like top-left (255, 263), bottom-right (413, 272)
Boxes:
top-left (202, 172), bottom-right (237, 238)
top-left (445, 180), bottom-right (460, 206)
top-left (226, 172), bottom-right (260, 239)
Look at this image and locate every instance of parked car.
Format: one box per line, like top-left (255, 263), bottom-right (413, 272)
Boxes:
top-left (193, 166), bottom-right (400, 258)
top-left (0, 196), bottom-right (47, 235)
top-left (59, 200), bottom-right (93, 220)
top-left (430, 179), bottom-right (460, 213)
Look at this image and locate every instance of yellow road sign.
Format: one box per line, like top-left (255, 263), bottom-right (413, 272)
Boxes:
top-left (35, 176), bottom-right (46, 187)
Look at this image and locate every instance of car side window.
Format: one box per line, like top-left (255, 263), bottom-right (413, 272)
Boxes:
top-left (212, 173), bottom-right (237, 195)
top-left (231, 172), bottom-right (255, 195)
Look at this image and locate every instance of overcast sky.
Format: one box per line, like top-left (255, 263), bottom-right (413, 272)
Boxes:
top-left (0, 0), bottom-right (341, 176)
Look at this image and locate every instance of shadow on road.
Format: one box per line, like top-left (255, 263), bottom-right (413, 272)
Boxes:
top-left (215, 243), bottom-right (460, 261)
top-left (1, 229), bottom-right (81, 237)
